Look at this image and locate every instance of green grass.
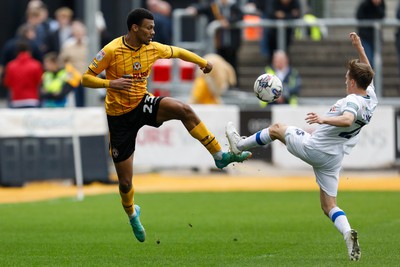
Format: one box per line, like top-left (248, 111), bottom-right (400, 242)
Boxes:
top-left (0, 191), bottom-right (399, 266)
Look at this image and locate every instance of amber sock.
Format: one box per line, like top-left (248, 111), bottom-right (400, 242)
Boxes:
top-left (189, 122), bottom-right (222, 157)
top-left (119, 187), bottom-right (134, 218)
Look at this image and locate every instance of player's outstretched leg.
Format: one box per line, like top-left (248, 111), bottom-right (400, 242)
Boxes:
top-left (344, 229), bottom-right (361, 261)
top-left (129, 204), bottom-right (146, 242)
top-left (225, 121), bottom-right (244, 154)
top-left (214, 151), bottom-right (252, 169)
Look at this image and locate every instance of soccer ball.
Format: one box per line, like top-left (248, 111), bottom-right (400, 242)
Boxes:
top-left (253, 73), bottom-right (283, 103)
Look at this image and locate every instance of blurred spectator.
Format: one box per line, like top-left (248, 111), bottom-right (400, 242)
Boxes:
top-left (294, 5), bottom-right (327, 41)
top-left (40, 3), bottom-right (58, 32)
top-left (47, 7), bottom-right (74, 54)
top-left (262, 50), bottom-right (301, 106)
top-left (146, 0), bottom-right (172, 44)
top-left (41, 52), bottom-right (69, 107)
top-left (25, 2), bottom-right (52, 54)
top-left (0, 24), bottom-right (42, 84)
top-left (59, 20), bottom-right (88, 107)
top-left (3, 40), bottom-right (43, 108)
top-left (190, 53), bottom-right (236, 104)
top-left (186, 0), bottom-right (243, 79)
top-left (356, 0), bottom-right (386, 68)
top-left (245, 0), bottom-right (274, 61)
top-left (28, 0), bottom-right (58, 32)
top-left (267, 0), bottom-right (301, 62)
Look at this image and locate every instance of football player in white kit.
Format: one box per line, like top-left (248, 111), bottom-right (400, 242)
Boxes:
top-left (225, 32), bottom-right (377, 261)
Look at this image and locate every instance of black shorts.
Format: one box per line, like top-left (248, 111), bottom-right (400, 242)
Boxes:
top-left (107, 94), bottom-right (164, 163)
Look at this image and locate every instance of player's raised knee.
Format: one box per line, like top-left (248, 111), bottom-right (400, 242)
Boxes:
top-left (180, 102), bottom-right (196, 119)
top-left (269, 123), bottom-right (286, 133)
top-left (269, 123), bottom-right (288, 141)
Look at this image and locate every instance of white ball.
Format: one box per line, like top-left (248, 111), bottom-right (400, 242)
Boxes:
top-left (253, 73), bottom-right (283, 103)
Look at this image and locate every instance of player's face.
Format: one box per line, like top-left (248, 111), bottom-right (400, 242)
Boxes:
top-left (136, 19), bottom-right (155, 45)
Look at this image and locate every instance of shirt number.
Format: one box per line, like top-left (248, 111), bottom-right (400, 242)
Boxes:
top-left (143, 95), bottom-right (157, 113)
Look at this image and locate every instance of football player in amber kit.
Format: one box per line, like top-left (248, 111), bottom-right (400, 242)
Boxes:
top-left (82, 8), bottom-right (251, 242)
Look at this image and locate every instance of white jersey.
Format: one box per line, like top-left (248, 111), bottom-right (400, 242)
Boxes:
top-left (305, 83), bottom-right (378, 155)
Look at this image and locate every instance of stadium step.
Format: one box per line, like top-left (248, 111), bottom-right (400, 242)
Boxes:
top-left (237, 39), bottom-right (400, 98)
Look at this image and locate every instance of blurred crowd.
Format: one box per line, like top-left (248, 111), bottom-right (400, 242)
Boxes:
top-left (0, 0), bottom-right (108, 108)
top-left (0, 0), bottom-right (397, 109)
top-left (0, 0), bottom-right (88, 108)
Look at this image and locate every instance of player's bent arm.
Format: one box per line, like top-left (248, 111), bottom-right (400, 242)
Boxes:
top-left (82, 70), bottom-right (110, 88)
top-left (322, 111), bottom-right (355, 127)
top-left (349, 32), bottom-right (371, 68)
top-left (171, 46), bottom-right (207, 68)
top-left (82, 70), bottom-right (133, 90)
top-left (170, 46), bottom-right (212, 73)
top-left (355, 43), bottom-right (370, 68)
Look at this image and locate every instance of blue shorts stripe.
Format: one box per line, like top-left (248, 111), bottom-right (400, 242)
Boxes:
top-left (255, 131), bottom-right (265, 145)
top-left (331, 211), bottom-right (346, 222)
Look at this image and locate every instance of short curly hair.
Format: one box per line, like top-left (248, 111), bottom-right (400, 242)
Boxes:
top-left (126, 8), bottom-right (154, 31)
top-left (347, 59), bottom-right (374, 90)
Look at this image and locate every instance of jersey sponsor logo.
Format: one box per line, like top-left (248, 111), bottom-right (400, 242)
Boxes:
top-left (132, 70), bottom-right (149, 80)
top-left (133, 62), bottom-right (141, 70)
top-left (95, 49), bottom-right (106, 61)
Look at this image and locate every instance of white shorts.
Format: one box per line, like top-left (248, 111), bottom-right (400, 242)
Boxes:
top-left (284, 126), bottom-right (343, 197)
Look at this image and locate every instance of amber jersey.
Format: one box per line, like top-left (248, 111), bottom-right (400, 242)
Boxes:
top-left (87, 36), bottom-right (206, 116)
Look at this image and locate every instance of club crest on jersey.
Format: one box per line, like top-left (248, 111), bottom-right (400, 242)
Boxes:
top-left (133, 62), bottom-right (142, 70)
top-left (112, 148), bottom-right (119, 158)
top-left (96, 50), bottom-right (106, 61)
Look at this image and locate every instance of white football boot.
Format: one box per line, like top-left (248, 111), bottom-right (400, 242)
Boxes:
top-left (225, 122), bottom-right (244, 155)
top-left (344, 229), bottom-right (361, 261)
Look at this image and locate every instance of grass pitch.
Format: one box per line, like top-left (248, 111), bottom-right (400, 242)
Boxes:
top-left (0, 191), bottom-right (399, 266)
